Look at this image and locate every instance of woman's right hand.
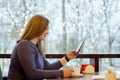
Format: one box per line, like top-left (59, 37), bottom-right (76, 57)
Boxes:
top-left (63, 68), bottom-right (74, 78)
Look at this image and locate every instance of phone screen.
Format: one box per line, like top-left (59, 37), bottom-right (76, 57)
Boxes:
top-left (75, 41), bottom-right (84, 55)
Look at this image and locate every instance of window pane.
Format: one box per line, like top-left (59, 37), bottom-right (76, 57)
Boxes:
top-left (0, 0), bottom-right (120, 77)
top-left (99, 58), bottom-right (120, 71)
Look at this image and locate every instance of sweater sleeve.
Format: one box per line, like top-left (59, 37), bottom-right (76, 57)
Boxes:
top-left (44, 58), bottom-right (63, 70)
top-left (17, 41), bottom-right (63, 79)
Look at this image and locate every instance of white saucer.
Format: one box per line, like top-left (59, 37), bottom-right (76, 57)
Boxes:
top-left (92, 75), bottom-right (120, 80)
top-left (71, 74), bottom-right (83, 78)
top-left (92, 75), bottom-right (104, 80)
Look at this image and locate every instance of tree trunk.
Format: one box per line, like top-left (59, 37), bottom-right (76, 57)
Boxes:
top-left (103, 0), bottom-right (113, 66)
top-left (62, 0), bottom-right (67, 52)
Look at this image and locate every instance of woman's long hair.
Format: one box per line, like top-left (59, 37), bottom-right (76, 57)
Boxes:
top-left (17, 14), bottom-right (49, 56)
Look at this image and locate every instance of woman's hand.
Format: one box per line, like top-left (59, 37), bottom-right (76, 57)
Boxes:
top-left (63, 68), bottom-right (74, 78)
top-left (67, 50), bottom-right (76, 60)
top-left (60, 50), bottom-right (76, 66)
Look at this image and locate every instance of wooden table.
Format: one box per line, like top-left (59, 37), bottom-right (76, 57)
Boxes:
top-left (46, 72), bottom-right (120, 80)
top-left (46, 73), bottom-right (100, 80)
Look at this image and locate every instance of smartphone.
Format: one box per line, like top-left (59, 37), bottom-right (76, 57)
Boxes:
top-left (75, 41), bottom-right (84, 56)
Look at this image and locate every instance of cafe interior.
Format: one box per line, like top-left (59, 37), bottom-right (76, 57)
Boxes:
top-left (0, 0), bottom-right (120, 80)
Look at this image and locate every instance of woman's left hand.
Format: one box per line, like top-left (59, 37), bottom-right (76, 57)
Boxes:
top-left (67, 50), bottom-right (76, 60)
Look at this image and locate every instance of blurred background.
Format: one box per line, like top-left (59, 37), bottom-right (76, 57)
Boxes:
top-left (0, 0), bottom-right (120, 76)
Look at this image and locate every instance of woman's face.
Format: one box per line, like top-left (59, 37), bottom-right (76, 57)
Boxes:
top-left (38, 29), bottom-right (49, 40)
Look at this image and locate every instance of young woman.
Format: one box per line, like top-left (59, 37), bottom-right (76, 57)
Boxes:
top-left (8, 15), bottom-right (77, 80)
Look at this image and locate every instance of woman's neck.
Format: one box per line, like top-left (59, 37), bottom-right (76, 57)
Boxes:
top-left (30, 38), bottom-right (38, 45)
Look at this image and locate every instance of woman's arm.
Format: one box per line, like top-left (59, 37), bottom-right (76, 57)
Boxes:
top-left (43, 58), bottom-right (63, 70)
top-left (44, 50), bottom-right (76, 70)
top-left (17, 41), bottom-right (63, 79)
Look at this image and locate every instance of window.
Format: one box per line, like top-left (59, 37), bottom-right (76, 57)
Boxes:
top-left (0, 0), bottom-right (120, 76)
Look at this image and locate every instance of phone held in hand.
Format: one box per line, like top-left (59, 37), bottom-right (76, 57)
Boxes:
top-left (75, 41), bottom-right (84, 56)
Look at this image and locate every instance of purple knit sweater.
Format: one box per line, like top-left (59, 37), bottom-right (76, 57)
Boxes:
top-left (8, 40), bottom-right (63, 80)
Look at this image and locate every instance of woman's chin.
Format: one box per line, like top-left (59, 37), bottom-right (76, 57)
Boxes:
top-left (38, 36), bottom-right (46, 40)
top-left (39, 38), bottom-right (46, 41)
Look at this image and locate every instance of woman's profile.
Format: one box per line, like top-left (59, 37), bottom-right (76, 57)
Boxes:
top-left (8, 14), bottom-right (77, 80)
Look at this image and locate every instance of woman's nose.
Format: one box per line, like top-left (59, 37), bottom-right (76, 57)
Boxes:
top-left (46, 30), bottom-right (49, 34)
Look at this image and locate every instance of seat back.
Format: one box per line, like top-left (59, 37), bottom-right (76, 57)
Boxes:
top-left (0, 67), bottom-right (2, 80)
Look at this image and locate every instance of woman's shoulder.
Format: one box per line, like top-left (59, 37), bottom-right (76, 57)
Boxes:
top-left (17, 40), bottom-right (34, 48)
top-left (16, 40), bottom-right (38, 53)
top-left (17, 40), bottom-right (29, 45)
